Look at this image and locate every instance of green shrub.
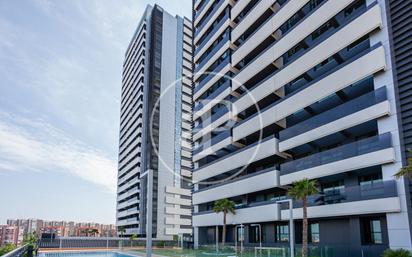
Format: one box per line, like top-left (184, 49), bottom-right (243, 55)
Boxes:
top-left (382, 249), bottom-right (412, 257)
top-left (0, 244), bottom-right (16, 256)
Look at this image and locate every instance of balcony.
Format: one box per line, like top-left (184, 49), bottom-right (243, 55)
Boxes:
top-left (195, 0), bottom-right (227, 38)
top-left (195, 12), bottom-right (230, 57)
top-left (279, 133), bottom-right (395, 185)
top-left (232, 0), bottom-right (308, 65)
top-left (117, 207), bottom-right (139, 218)
top-left (193, 135), bottom-right (282, 182)
top-left (194, 57), bottom-right (230, 96)
top-left (281, 180), bottom-right (400, 219)
top-left (231, 0), bottom-right (277, 42)
top-left (193, 131), bottom-right (232, 162)
top-left (117, 198), bottom-right (139, 210)
top-left (117, 217), bottom-right (138, 227)
top-left (233, 0), bottom-right (375, 87)
top-left (194, 0), bottom-right (212, 22)
top-left (193, 130), bottom-right (230, 155)
top-left (193, 103), bottom-right (231, 136)
top-left (193, 199), bottom-right (280, 227)
top-left (118, 177), bottom-right (139, 193)
top-left (117, 187), bottom-right (139, 201)
top-left (194, 79), bottom-right (230, 113)
top-left (279, 87), bottom-right (389, 151)
top-left (193, 167), bottom-right (279, 205)
top-left (195, 34), bottom-right (230, 73)
top-left (232, 45), bottom-right (387, 142)
top-left (281, 133), bottom-right (391, 174)
top-left (118, 168), bottom-right (139, 185)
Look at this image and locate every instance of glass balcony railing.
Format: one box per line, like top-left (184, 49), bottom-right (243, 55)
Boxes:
top-left (196, 180), bottom-right (397, 216)
top-left (195, 198), bottom-right (279, 216)
top-left (234, 44), bottom-right (383, 134)
top-left (194, 0), bottom-right (208, 20)
top-left (288, 180), bottom-right (398, 209)
top-left (195, 57), bottom-right (230, 95)
top-left (196, 34), bottom-right (230, 73)
top-left (193, 106), bottom-right (230, 134)
top-left (280, 132), bottom-right (392, 175)
top-left (195, 0), bottom-right (226, 38)
top-left (194, 135), bottom-right (277, 172)
top-left (279, 87), bottom-right (388, 141)
top-left (195, 12), bottom-right (229, 56)
top-left (193, 130), bottom-right (231, 156)
top-left (194, 79), bottom-right (230, 112)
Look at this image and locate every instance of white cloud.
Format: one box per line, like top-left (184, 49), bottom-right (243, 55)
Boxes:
top-left (0, 112), bottom-right (117, 192)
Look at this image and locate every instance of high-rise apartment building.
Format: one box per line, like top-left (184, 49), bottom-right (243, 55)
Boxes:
top-left (192, 0), bottom-right (412, 255)
top-left (117, 5), bottom-right (193, 240)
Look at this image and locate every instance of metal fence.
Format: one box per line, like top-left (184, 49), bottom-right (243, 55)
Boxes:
top-left (37, 237), bottom-right (177, 249)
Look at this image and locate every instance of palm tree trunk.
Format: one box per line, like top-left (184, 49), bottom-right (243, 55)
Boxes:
top-left (302, 196), bottom-right (308, 257)
top-left (222, 211), bottom-right (227, 246)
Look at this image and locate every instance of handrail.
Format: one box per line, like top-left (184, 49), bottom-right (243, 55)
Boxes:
top-left (2, 244), bottom-right (29, 257)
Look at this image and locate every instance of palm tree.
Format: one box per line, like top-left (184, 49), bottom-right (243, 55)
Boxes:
top-left (118, 227), bottom-right (126, 237)
top-left (213, 199), bottom-right (236, 246)
top-left (130, 234), bottom-right (137, 240)
top-left (130, 234), bottom-right (137, 247)
top-left (89, 229), bottom-right (99, 237)
top-left (288, 179), bottom-right (318, 257)
top-left (80, 229), bottom-right (89, 237)
top-left (395, 150), bottom-right (412, 179)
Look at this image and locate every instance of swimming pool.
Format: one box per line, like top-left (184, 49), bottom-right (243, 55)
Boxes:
top-left (38, 251), bottom-right (140, 257)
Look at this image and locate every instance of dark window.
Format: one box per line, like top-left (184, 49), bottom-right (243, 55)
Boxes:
top-left (275, 224), bottom-right (289, 242)
top-left (249, 225), bottom-right (260, 243)
top-left (310, 223), bottom-right (320, 243)
top-left (363, 219), bottom-right (383, 244)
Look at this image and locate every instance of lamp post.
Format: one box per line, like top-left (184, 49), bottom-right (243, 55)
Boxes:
top-left (146, 170), bottom-right (153, 257)
top-left (276, 199), bottom-right (294, 257)
top-left (235, 224), bottom-right (244, 253)
top-left (106, 231), bottom-right (109, 249)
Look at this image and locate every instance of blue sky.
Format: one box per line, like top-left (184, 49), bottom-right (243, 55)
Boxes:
top-left (0, 0), bottom-right (191, 224)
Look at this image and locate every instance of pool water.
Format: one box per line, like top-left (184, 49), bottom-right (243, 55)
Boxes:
top-left (39, 252), bottom-right (139, 257)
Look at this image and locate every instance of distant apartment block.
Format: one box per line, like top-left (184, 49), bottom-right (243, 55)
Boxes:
top-left (191, 0), bottom-right (412, 255)
top-left (117, 4), bottom-right (193, 240)
top-left (0, 226), bottom-right (23, 246)
top-left (6, 219), bottom-right (116, 238)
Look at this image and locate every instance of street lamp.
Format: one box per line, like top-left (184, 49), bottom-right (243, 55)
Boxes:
top-left (146, 170), bottom-right (153, 257)
top-left (276, 199), bottom-right (294, 257)
top-left (234, 224), bottom-right (245, 253)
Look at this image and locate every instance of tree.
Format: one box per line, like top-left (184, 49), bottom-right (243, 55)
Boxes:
top-left (118, 227), bottom-right (126, 237)
top-left (213, 199), bottom-right (236, 246)
top-left (130, 234), bottom-right (137, 247)
top-left (288, 179), bottom-right (318, 257)
top-left (23, 232), bottom-right (37, 246)
top-left (0, 244), bottom-right (16, 256)
top-left (80, 229), bottom-right (89, 237)
top-left (395, 150), bottom-right (412, 180)
top-left (89, 229), bottom-right (99, 237)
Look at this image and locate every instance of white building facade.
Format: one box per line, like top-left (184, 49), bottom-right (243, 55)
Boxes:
top-left (191, 0), bottom-right (412, 255)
